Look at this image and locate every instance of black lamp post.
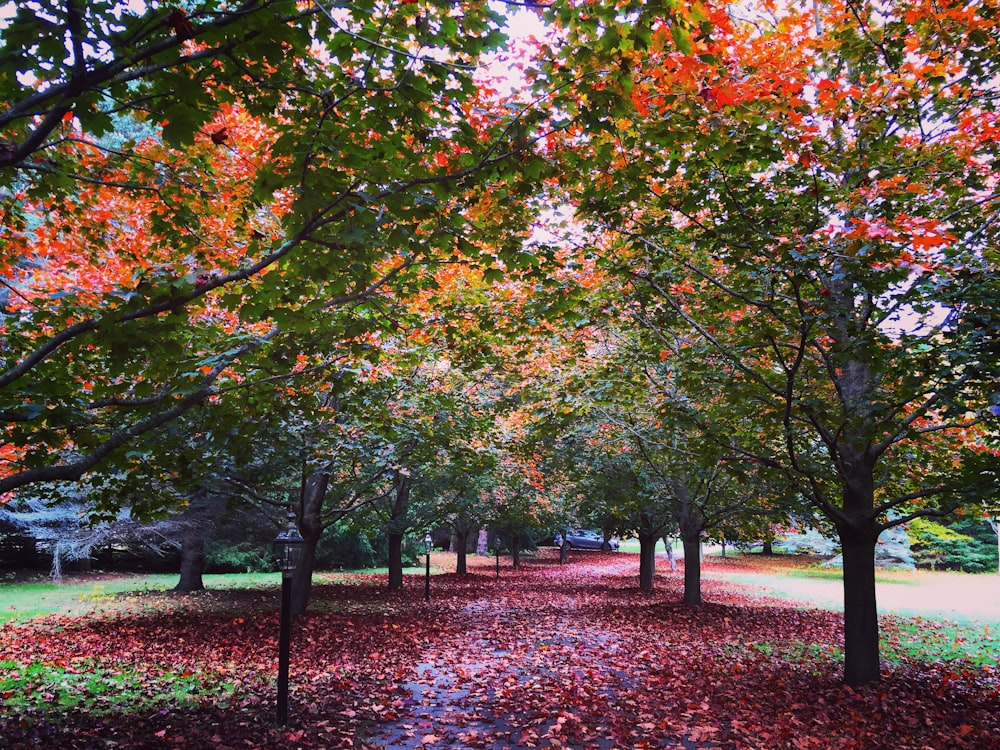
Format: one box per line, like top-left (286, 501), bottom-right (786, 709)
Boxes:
top-left (423, 532), bottom-right (432, 602)
top-left (493, 539), bottom-right (500, 579)
top-left (274, 512), bottom-right (303, 726)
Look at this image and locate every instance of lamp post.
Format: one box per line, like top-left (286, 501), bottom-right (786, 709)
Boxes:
top-left (493, 539), bottom-right (500, 579)
top-left (423, 532), bottom-right (433, 602)
top-left (274, 512), bottom-right (303, 726)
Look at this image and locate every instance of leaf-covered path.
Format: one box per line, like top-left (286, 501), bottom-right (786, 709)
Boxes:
top-left (1, 553), bottom-right (998, 749)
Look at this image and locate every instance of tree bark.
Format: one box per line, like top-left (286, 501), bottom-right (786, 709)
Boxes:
top-left (291, 471), bottom-right (329, 616)
top-left (988, 517), bottom-right (999, 575)
top-left (511, 530), bottom-right (521, 569)
top-left (454, 524), bottom-right (470, 575)
top-left (174, 490), bottom-right (224, 593)
top-left (675, 481), bottom-right (704, 606)
top-left (174, 534), bottom-right (205, 592)
top-left (638, 532), bottom-right (657, 591)
top-left (386, 476), bottom-right (412, 591)
top-left (838, 518), bottom-right (880, 685)
top-left (762, 540), bottom-right (774, 555)
top-left (681, 534), bottom-right (702, 606)
top-left (476, 527), bottom-right (489, 556)
top-left (387, 531), bottom-right (404, 590)
top-left (663, 535), bottom-right (677, 571)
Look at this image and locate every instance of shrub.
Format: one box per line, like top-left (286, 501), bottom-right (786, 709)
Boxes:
top-left (204, 541), bottom-right (272, 573)
top-left (314, 526), bottom-right (379, 570)
top-left (909, 518), bottom-right (998, 573)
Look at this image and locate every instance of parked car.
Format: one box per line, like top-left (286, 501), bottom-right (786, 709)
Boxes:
top-left (562, 529), bottom-right (619, 551)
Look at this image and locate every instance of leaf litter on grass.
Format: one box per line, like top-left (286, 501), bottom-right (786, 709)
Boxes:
top-left (0, 553), bottom-right (998, 749)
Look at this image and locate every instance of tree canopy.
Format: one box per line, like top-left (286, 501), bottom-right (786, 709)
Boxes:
top-left (2, 0), bottom-right (999, 688)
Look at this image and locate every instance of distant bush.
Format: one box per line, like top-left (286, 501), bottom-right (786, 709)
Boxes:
top-left (909, 518), bottom-right (998, 573)
top-left (315, 526), bottom-right (380, 570)
top-left (204, 541), bottom-right (272, 573)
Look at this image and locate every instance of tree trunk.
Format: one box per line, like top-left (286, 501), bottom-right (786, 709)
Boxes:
top-left (174, 490), bottom-right (223, 593)
top-left (988, 517), bottom-right (999, 575)
top-left (674, 481), bottom-right (703, 606)
top-left (638, 532), bottom-right (657, 591)
top-left (387, 532), bottom-right (404, 590)
top-left (762, 540), bottom-right (774, 555)
top-left (291, 536), bottom-right (318, 616)
top-left (454, 525), bottom-right (470, 575)
top-left (681, 534), bottom-right (702, 605)
top-left (386, 476), bottom-right (412, 591)
top-left (476, 527), bottom-right (489, 556)
top-left (291, 471), bottom-right (329, 616)
top-left (174, 534), bottom-right (206, 593)
top-left (511, 530), bottom-right (521, 569)
top-left (838, 518), bottom-right (880, 686)
top-left (663, 535), bottom-right (677, 572)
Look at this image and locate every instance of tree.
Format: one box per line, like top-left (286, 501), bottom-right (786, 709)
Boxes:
top-left (538, 0), bottom-right (1000, 685)
top-left (2, 0), bottom-right (549, 505)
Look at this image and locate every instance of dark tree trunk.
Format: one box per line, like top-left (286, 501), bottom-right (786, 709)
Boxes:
top-left (174, 490), bottom-right (223, 593)
top-left (638, 532), bottom-right (657, 592)
top-left (291, 537), bottom-right (318, 616)
top-left (175, 534), bottom-right (205, 592)
top-left (838, 518), bottom-right (880, 686)
top-left (762, 540), bottom-right (774, 555)
top-left (386, 476), bottom-right (412, 591)
top-left (511, 530), bottom-right (521, 569)
top-left (454, 524), bottom-right (471, 575)
top-left (387, 532), bottom-right (404, 590)
top-left (291, 471), bottom-right (329, 616)
top-left (827, 283), bottom-right (882, 686)
top-left (681, 534), bottom-right (702, 606)
top-left (675, 481), bottom-right (704, 606)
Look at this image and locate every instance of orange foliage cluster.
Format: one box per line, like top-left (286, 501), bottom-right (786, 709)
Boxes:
top-left (3, 104), bottom-right (280, 319)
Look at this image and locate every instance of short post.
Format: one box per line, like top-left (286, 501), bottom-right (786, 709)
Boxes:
top-left (494, 541), bottom-right (500, 579)
top-left (424, 532), bottom-right (432, 602)
top-left (273, 512), bottom-right (303, 726)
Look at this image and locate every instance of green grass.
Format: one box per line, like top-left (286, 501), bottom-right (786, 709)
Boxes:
top-left (747, 641), bottom-right (842, 668)
top-left (745, 619), bottom-right (999, 670)
top-left (880, 618), bottom-right (999, 667)
top-left (0, 658), bottom-right (237, 715)
top-left (0, 573), bottom-right (277, 624)
top-left (614, 538), bottom-right (676, 555)
top-left (0, 567), bottom-right (443, 624)
top-left (786, 566), bottom-right (918, 585)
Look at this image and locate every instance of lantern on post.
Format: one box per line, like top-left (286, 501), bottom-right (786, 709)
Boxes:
top-left (273, 512), bottom-right (303, 725)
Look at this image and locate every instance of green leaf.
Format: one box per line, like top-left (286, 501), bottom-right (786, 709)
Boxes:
top-left (670, 24), bottom-right (693, 55)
